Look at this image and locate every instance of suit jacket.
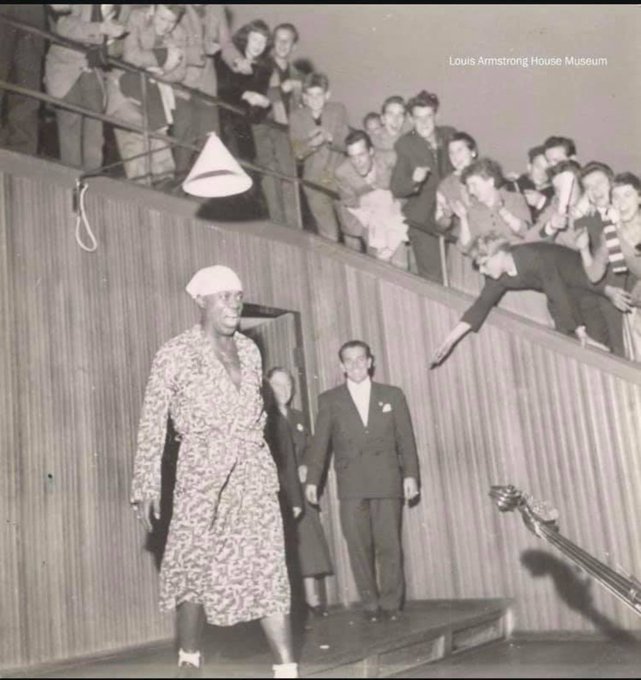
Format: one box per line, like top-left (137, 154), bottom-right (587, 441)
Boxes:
top-left (334, 153), bottom-right (395, 238)
top-left (178, 4), bottom-right (239, 96)
top-left (267, 58), bottom-right (304, 124)
top-left (289, 102), bottom-right (349, 185)
top-left (461, 242), bottom-right (609, 334)
top-left (122, 7), bottom-right (187, 83)
top-left (464, 187), bottom-right (531, 248)
top-left (508, 174), bottom-right (554, 223)
top-left (105, 7), bottom-right (186, 120)
top-left (391, 125), bottom-right (457, 233)
top-left (305, 382), bottom-right (419, 500)
top-left (286, 408), bottom-right (310, 464)
top-left (2, 4), bottom-right (45, 43)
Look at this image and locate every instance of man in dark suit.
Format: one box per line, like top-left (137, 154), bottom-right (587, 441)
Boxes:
top-left (304, 340), bottom-right (420, 622)
top-left (391, 90), bottom-right (456, 283)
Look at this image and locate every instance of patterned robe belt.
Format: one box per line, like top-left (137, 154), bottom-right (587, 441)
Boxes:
top-left (177, 426), bottom-right (279, 527)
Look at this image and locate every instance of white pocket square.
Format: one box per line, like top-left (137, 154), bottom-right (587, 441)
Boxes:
top-left (382, 403), bottom-right (392, 413)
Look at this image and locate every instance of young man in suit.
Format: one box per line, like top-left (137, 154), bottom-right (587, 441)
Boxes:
top-left (304, 341), bottom-right (420, 622)
top-left (391, 90), bottom-right (456, 283)
top-left (289, 72), bottom-right (349, 242)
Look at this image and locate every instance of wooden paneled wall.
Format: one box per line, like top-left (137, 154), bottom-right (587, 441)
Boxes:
top-left (2, 151), bottom-right (641, 672)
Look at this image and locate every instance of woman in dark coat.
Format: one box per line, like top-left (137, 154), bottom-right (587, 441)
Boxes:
top-left (215, 19), bottom-right (273, 161)
top-left (266, 367), bottom-right (333, 617)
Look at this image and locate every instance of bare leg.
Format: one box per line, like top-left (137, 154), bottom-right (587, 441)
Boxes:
top-left (303, 577), bottom-right (320, 607)
top-left (318, 576), bottom-right (328, 608)
top-left (176, 601), bottom-right (206, 653)
top-left (260, 612), bottom-right (295, 664)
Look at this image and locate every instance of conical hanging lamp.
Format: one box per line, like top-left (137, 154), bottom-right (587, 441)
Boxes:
top-left (182, 132), bottom-right (253, 197)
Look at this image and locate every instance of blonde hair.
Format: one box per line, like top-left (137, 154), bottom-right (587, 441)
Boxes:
top-left (468, 232), bottom-right (513, 265)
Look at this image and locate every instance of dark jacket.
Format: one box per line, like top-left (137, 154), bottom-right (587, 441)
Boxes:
top-left (391, 125), bottom-right (457, 233)
top-left (265, 409), bottom-right (304, 510)
top-left (305, 382), bottom-right (419, 500)
top-left (507, 174), bottom-right (554, 223)
top-left (215, 52), bottom-right (272, 159)
top-left (461, 242), bottom-right (610, 335)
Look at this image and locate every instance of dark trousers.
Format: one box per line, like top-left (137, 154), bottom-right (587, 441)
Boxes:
top-left (339, 497), bottom-right (403, 612)
top-left (408, 226), bottom-right (444, 283)
top-left (546, 262), bottom-right (625, 356)
top-left (252, 123), bottom-right (301, 229)
top-left (0, 10), bottom-right (45, 154)
top-left (173, 95), bottom-right (220, 179)
top-left (303, 184), bottom-right (340, 242)
top-left (577, 292), bottom-right (625, 357)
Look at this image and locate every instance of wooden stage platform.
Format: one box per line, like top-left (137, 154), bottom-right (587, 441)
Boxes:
top-left (299, 599), bottom-right (512, 678)
top-left (20, 599), bottom-right (512, 679)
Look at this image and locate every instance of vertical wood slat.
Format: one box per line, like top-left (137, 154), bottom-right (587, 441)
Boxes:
top-left (3, 155), bottom-right (641, 672)
top-left (0, 171), bottom-right (26, 666)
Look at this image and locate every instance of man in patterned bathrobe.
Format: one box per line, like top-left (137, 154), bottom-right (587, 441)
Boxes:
top-left (131, 266), bottom-right (298, 679)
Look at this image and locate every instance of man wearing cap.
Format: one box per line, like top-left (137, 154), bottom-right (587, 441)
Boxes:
top-left (131, 266), bottom-right (298, 679)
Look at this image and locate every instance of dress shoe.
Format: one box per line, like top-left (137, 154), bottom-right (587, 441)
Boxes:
top-left (362, 608), bottom-right (380, 623)
top-left (307, 604), bottom-right (329, 617)
top-left (176, 662), bottom-right (202, 678)
top-left (380, 609), bottom-right (401, 622)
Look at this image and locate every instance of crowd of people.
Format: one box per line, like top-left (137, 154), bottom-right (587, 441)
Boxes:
top-left (4, 5), bottom-right (639, 676)
top-left (1, 5), bottom-right (640, 363)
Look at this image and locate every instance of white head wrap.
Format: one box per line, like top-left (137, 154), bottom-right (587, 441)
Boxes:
top-left (185, 265), bottom-right (243, 300)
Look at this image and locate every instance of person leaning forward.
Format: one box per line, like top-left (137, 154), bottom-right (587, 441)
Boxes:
top-left (304, 340), bottom-right (420, 622)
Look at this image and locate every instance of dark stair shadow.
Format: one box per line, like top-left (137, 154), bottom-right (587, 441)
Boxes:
top-left (144, 418), bottom-right (179, 571)
top-left (521, 549), bottom-right (637, 645)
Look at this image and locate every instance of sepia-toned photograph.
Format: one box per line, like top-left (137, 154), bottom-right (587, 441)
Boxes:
top-left (1, 3), bottom-right (641, 678)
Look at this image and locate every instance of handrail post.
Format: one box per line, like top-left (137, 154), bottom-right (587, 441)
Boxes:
top-left (439, 234), bottom-right (449, 287)
top-left (140, 71), bottom-right (151, 186)
top-left (292, 174), bottom-right (304, 230)
top-left (282, 125), bottom-right (303, 230)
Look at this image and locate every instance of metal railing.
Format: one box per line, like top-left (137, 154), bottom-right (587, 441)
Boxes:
top-left (0, 12), bottom-right (453, 277)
